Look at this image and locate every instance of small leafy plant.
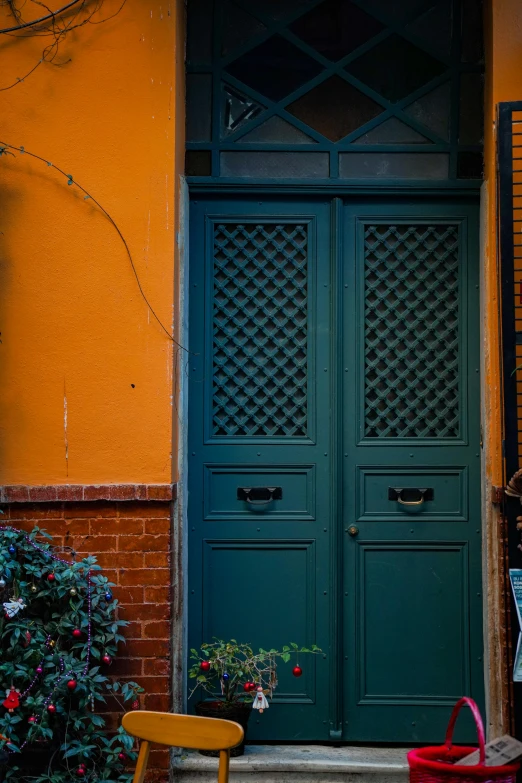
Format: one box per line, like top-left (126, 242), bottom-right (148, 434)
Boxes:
top-left (189, 639), bottom-right (321, 706)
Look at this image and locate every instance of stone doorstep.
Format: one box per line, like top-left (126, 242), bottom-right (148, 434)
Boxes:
top-left (172, 745), bottom-right (410, 783)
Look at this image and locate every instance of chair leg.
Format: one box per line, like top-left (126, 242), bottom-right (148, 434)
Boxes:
top-left (132, 739), bottom-right (151, 783)
top-left (217, 749), bottom-right (231, 783)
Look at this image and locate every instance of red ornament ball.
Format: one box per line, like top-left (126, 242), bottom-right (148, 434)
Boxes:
top-left (118, 753), bottom-right (127, 762)
top-left (292, 665), bottom-right (303, 678)
top-left (200, 660), bottom-right (211, 672)
top-left (47, 573), bottom-right (55, 582)
top-left (102, 654), bottom-right (112, 665)
top-left (76, 766), bottom-right (86, 777)
top-left (28, 716), bottom-right (36, 724)
top-left (243, 681), bottom-right (256, 692)
top-left (67, 679), bottom-right (78, 691)
top-left (47, 703), bottom-right (56, 714)
top-left (72, 629), bottom-right (82, 639)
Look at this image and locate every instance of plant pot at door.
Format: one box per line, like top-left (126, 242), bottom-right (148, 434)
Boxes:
top-left (195, 701), bottom-right (252, 757)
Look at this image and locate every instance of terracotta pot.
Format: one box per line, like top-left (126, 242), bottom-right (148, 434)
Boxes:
top-left (195, 700), bottom-right (252, 757)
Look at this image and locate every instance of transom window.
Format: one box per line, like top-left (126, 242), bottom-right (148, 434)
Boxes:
top-left (186, 0), bottom-right (483, 181)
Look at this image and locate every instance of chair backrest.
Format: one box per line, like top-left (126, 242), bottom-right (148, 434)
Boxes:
top-left (122, 711), bottom-right (244, 783)
top-left (122, 711), bottom-right (244, 750)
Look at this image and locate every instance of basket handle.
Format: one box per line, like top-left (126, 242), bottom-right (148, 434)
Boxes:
top-left (444, 697), bottom-right (486, 765)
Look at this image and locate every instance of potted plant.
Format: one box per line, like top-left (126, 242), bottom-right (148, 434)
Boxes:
top-left (188, 639), bottom-right (321, 756)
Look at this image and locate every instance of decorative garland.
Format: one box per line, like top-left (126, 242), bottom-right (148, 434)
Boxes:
top-left (0, 524), bottom-right (142, 782)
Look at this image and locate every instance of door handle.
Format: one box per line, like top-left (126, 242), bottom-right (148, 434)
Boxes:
top-left (237, 486), bottom-right (282, 505)
top-left (388, 487), bottom-right (434, 506)
top-left (347, 525), bottom-right (359, 537)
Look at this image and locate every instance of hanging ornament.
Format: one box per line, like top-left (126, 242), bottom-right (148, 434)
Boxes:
top-left (67, 679), bottom-right (78, 691)
top-left (105, 591), bottom-right (113, 602)
top-left (200, 660), bottom-right (210, 672)
top-left (292, 665), bottom-right (303, 678)
top-left (72, 628), bottom-right (82, 639)
top-left (28, 715), bottom-right (36, 724)
top-left (49, 640), bottom-right (56, 648)
top-left (118, 752), bottom-right (127, 762)
top-left (47, 703), bottom-right (56, 714)
top-left (102, 653), bottom-right (112, 665)
top-left (243, 681), bottom-right (255, 692)
top-left (0, 577), bottom-right (6, 589)
top-left (3, 598), bottom-right (26, 618)
top-left (131, 699), bottom-right (140, 710)
top-left (70, 587), bottom-right (78, 597)
top-left (2, 686), bottom-right (20, 713)
top-left (252, 686), bottom-right (269, 714)
top-left (222, 672), bottom-right (230, 681)
top-left (47, 573), bottom-right (55, 582)
top-left (36, 666), bottom-right (43, 675)
top-left (7, 545), bottom-right (16, 556)
top-left (30, 584), bottom-right (38, 593)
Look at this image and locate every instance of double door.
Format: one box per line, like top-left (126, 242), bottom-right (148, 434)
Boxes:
top-left (187, 195), bottom-right (483, 742)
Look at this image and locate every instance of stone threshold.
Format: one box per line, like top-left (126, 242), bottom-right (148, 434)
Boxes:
top-left (173, 744), bottom-right (410, 782)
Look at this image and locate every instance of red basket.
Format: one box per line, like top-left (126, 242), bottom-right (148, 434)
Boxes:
top-left (407, 698), bottom-right (520, 783)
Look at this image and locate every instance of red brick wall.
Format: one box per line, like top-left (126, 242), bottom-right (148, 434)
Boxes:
top-left (2, 499), bottom-right (173, 782)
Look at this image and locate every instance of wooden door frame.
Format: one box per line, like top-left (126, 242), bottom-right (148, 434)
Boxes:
top-left (174, 183), bottom-right (505, 738)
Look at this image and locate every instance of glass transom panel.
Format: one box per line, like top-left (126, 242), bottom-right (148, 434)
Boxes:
top-left (186, 0), bottom-right (484, 181)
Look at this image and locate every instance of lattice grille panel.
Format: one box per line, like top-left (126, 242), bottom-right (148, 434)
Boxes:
top-left (212, 222), bottom-right (308, 437)
top-left (364, 224), bottom-right (460, 438)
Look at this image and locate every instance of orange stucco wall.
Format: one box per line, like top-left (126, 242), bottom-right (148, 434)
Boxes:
top-left (0, 0), bottom-right (184, 484)
top-left (483, 0), bottom-right (522, 488)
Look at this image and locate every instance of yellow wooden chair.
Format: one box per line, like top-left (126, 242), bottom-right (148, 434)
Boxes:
top-left (122, 711), bottom-right (244, 783)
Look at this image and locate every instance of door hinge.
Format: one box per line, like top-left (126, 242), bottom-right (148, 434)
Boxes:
top-left (491, 485), bottom-right (505, 505)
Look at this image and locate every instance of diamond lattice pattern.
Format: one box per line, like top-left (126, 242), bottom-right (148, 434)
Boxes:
top-left (364, 224), bottom-right (460, 438)
top-left (212, 223), bottom-right (308, 437)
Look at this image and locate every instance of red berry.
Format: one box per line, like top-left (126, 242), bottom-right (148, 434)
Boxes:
top-left (132, 699), bottom-right (140, 710)
top-left (47, 573), bottom-right (55, 582)
top-left (47, 703), bottom-right (56, 714)
top-left (102, 654), bottom-right (112, 665)
top-left (76, 767), bottom-right (86, 777)
top-left (72, 629), bottom-right (82, 639)
top-left (28, 716), bottom-right (36, 723)
top-left (292, 665), bottom-right (303, 678)
top-left (118, 752), bottom-right (127, 761)
top-left (67, 679), bottom-right (77, 691)
top-left (200, 660), bottom-right (211, 672)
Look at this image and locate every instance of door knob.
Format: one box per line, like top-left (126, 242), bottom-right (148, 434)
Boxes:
top-left (347, 525), bottom-right (359, 537)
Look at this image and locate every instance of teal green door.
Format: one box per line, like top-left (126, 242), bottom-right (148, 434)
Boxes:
top-left (188, 195), bottom-right (483, 742)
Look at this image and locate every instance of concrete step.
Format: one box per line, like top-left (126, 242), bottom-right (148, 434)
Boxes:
top-left (172, 744), bottom-right (410, 783)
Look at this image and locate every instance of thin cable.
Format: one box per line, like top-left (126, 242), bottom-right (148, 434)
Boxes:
top-left (0, 142), bottom-right (190, 351)
top-left (0, 0), bottom-right (82, 32)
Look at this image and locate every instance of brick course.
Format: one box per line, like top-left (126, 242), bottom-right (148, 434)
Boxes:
top-left (1, 498), bottom-right (174, 783)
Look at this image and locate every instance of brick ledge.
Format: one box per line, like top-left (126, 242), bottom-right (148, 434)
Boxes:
top-left (0, 484), bottom-right (177, 503)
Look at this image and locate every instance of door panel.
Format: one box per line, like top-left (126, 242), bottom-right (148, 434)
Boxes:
top-left (188, 196), bottom-right (483, 743)
top-left (188, 197), bottom-right (332, 740)
top-left (342, 202), bottom-right (483, 742)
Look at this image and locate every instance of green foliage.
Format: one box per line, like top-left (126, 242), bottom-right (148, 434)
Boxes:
top-left (188, 638), bottom-right (321, 705)
top-left (0, 526), bottom-right (143, 782)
